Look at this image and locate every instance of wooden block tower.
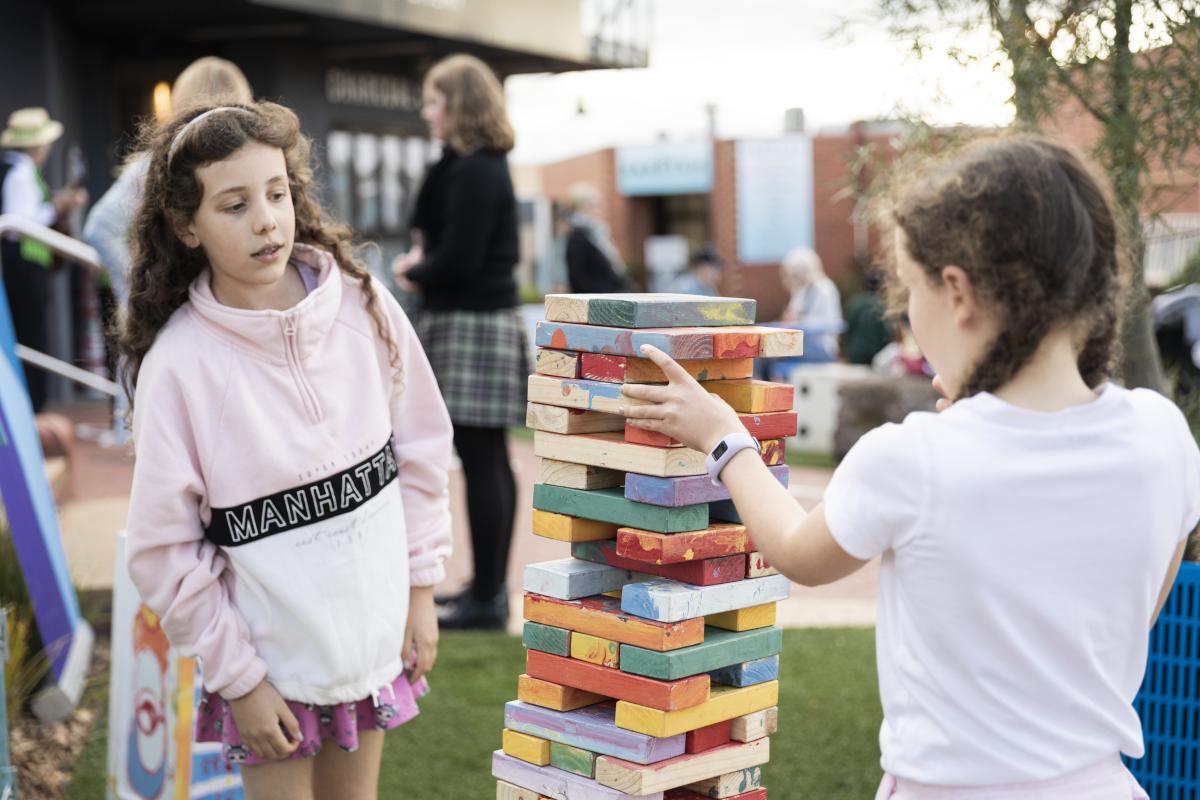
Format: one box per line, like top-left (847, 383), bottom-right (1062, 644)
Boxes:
top-left (493, 293), bottom-right (801, 800)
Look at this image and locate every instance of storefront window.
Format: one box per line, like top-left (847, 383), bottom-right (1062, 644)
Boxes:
top-left (326, 129), bottom-right (438, 239)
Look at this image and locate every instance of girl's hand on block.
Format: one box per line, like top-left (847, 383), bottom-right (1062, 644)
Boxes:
top-left (228, 680), bottom-right (301, 760)
top-left (403, 585), bottom-right (439, 685)
top-left (619, 344), bottom-right (744, 454)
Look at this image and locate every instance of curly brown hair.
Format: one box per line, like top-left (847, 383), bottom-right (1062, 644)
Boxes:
top-left (425, 54), bottom-right (515, 154)
top-left (891, 134), bottom-right (1126, 399)
top-left (119, 101), bottom-right (399, 406)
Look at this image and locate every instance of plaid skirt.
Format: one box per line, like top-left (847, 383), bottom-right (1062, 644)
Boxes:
top-left (414, 308), bottom-right (530, 428)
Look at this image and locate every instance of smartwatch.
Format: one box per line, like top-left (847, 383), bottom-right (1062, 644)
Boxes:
top-left (705, 432), bottom-right (760, 486)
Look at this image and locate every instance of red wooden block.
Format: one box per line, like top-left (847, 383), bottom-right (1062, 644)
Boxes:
top-left (616, 523), bottom-right (752, 565)
top-left (580, 353), bottom-right (627, 382)
top-left (573, 540), bottom-right (747, 586)
top-left (525, 650), bottom-right (710, 712)
top-left (665, 789), bottom-right (767, 800)
top-left (625, 423), bottom-right (681, 448)
top-left (739, 412), bottom-right (798, 440)
top-left (760, 438), bottom-right (785, 466)
top-left (685, 719), bottom-right (733, 754)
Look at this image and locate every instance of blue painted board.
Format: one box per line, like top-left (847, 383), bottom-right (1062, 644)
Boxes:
top-left (710, 655), bottom-right (780, 687)
top-left (625, 466), bottom-right (789, 508)
top-left (535, 321), bottom-right (714, 359)
top-left (621, 575), bottom-right (791, 623)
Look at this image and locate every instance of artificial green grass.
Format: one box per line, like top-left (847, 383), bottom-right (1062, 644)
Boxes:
top-left (68, 628), bottom-right (881, 799)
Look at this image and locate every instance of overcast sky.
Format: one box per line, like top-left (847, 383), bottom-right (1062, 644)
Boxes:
top-left (506, 0), bottom-right (1016, 164)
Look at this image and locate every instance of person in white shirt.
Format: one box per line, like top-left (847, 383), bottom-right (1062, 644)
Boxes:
top-left (1, 107), bottom-right (88, 410)
top-left (780, 245), bottom-right (843, 360)
top-left (620, 135), bottom-right (1200, 799)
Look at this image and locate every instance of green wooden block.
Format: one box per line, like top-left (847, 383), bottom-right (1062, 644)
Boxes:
top-left (619, 626), bottom-right (784, 681)
top-left (588, 295), bottom-right (757, 329)
top-left (532, 484), bottom-right (708, 534)
top-left (523, 621), bottom-right (571, 657)
top-left (549, 740), bottom-right (597, 778)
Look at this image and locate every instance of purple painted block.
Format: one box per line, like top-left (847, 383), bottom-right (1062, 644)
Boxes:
top-left (492, 751), bottom-right (663, 800)
top-left (624, 466), bottom-right (789, 507)
top-left (504, 700), bottom-right (686, 764)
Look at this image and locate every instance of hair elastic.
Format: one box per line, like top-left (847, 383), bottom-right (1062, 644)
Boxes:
top-left (166, 106), bottom-right (252, 165)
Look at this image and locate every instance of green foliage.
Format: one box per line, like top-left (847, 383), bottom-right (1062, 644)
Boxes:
top-left (0, 529), bottom-right (49, 716)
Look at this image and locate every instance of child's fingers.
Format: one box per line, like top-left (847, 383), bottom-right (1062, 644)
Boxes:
top-left (626, 417), bottom-right (664, 432)
top-left (620, 401), bottom-right (664, 420)
top-left (621, 383), bottom-right (668, 402)
top-left (279, 705), bottom-right (302, 748)
top-left (637, 344), bottom-right (695, 385)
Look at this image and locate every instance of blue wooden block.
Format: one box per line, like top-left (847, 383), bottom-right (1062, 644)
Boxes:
top-left (625, 467), bottom-right (789, 508)
top-left (620, 575), bottom-right (791, 623)
top-left (709, 655), bottom-right (780, 687)
top-left (535, 321), bottom-right (714, 358)
top-left (709, 498), bottom-right (742, 524)
top-left (523, 558), bottom-right (648, 600)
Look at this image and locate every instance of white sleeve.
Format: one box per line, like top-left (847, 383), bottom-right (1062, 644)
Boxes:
top-left (3, 161), bottom-right (56, 227)
top-left (822, 420), bottom-right (927, 560)
top-left (1173, 413), bottom-right (1200, 541)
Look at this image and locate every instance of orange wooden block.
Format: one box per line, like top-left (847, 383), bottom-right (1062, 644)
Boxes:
top-left (703, 380), bottom-right (793, 413)
top-left (523, 593), bottom-right (705, 652)
top-left (527, 649), bottom-right (709, 712)
top-left (517, 674), bottom-right (607, 712)
top-left (625, 423), bottom-right (681, 448)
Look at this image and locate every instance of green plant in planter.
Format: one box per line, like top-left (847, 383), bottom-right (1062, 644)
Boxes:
top-left (0, 530), bottom-right (49, 716)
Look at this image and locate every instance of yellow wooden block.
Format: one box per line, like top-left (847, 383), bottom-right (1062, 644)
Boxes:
top-left (571, 632), bottom-right (621, 668)
top-left (602, 589), bottom-right (623, 599)
top-left (614, 682), bottom-right (779, 738)
top-left (532, 509), bottom-right (620, 543)
top-left (705, 603), bottom-right (777, 632)
top-left (703, 379), bottom-right (793, 414)
top-left (502, 728), bottom-right (551, 766)
top-left (496, 779), bottom-right (541, 800)
top-left (539, 458), bottom-right (625, 490)
top-left (518, 674), bottom-right (608, 712)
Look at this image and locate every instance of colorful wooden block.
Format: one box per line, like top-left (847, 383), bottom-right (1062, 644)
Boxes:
top-left (616, 523), bottom-right (750, 565)
top-left (571, 631), bottom-right (621, 668)
top-left (523, 621), bottom-right (571, 656)
top-left (534, 484), bottom-right (709, 534)
top-left (665, 789), bottom-right (766, 800)
top-left (667, 327), bottom-right (761, 359)
top-left (621, 575), bottom-right (791, 623)
top-left (526, 402), bottom-right (624, 435)
top-left (702, 380), bottom-right (793, 413)
top-left (527, 374), bottom-right (638, 415)
top-left (531, 509), bottom-right (620, 543)
top-left (619, 627), bottom-right (783, 681)
top-left (535, 321), bottom-right (713, 359)
top-left (744, 553), bottom-right (778, 578)
top-left (504, 701), bottom-right (687, 765)
top-left (730, 707), bottom-right (778, 743)
top-left (544, 294), bottom-right (757, 329)
top-left (523, 558), bottom-right (645, 600)
top-left (526, 650), bottom-right (710, 712)
top-left (737, 412), bottom-right (799, 440)
top-left (518, 674), bottom-right (607, 712)
top-left (572, 540), bottom-right (746, 586)
top-left (614, 682), bottom-right (779, 738)
top-left (681, 766), bottom-right (764, 798)
top-left (503, 728), bottom-right (551, 766)
top-left (539, 458), bottom-right (625, 490)
top-left (625, 424), bottom-right (682, 447)
top-left (550, 740), bottom-right (598, 778)
top-left (536, 348), bottom-right (581, 378)
top-left (492, 751), bottom-right (662, 800)
top-left (718, 325), bottom-right (805, 357)
top-left (534, 431), bottom-right (706, 478)
top-left (709, 656), bottom-right (779, 688)
top-left (523, 594), bottom-right (705, 652)
top-left (595, 739), bottom-right (769, 796)
top-left (685, 719), bottom-right (733, 755)
top-left (624, 467), bottom-right (789, 509)
top-left (705, 604), bottom-right (777, 632)
top-left (760, 438), bottom-right (785, 466)
top-left (582, 354), bottom-right (755, 384)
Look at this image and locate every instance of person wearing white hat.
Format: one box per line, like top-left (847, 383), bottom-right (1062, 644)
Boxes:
top-left (1, 106), bottom-right (89, 410)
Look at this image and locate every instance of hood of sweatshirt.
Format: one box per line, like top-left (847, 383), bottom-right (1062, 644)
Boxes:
top-left (186, 242), bottom-right (341, 365)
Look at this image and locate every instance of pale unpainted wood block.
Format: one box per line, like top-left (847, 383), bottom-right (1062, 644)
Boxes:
top-left (684, 765), bottom-right (764, 798)
top-left (543, 294), bottom-right (591, 323)
top-left (527, 374), bottom-right (652, 415)
top-left (594, 739), bottom-right (769, 795)
top-left (745, 552), bottom-right (779, 578)
top-left (503, 728), bottom-right (551, 766)
top-left (531, 509), bottom-right (621, 543)
top-left (730, 706), bottom-right (779, 742)
top-left (536, 348), bottom-right (582, 378)
top-left (534, 430), bottom-right (706, 478)
top-left (526, 402), bottom-right (624, 435)
top-left (538, 458), bottom-right (625, 490)
top-left (496, 779), bottom-right (542, 800)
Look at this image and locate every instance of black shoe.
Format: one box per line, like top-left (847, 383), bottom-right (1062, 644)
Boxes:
top-left (437, 595), bottom-right (507, 630)
top-left (434, 585), bottom-right (471, 606)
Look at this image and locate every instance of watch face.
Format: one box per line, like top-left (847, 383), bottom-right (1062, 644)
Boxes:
top-left (712, 441), bottom-right (728, 459)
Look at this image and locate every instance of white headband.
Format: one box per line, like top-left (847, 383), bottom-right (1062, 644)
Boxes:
top-left (166, 106), bottom-right (252, 165)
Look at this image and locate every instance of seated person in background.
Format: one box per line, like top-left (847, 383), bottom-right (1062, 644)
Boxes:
top-left (842, 270), bottom-right (894, 365)
top-left (565, 182), bottom-right (630, 293)
top-left (671, 245), bottom-right (723, 296)
top-left (780, 246), bottom-right (842, 361)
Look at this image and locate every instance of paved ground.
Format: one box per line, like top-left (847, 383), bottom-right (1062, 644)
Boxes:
top-left (51, 399), bottom-right (878, 631)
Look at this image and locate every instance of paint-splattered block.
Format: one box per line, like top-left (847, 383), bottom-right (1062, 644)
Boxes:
top-left (534, 484), bottom-right (709, 534)
top-left (536, 348), bottom-right (582, 378)
top-left (492, 751), bottom-right (661, 800)
top-left (709, 656), bottom-right (779, 688)
top-left (744, 553), bottom-right (778, 578)
top-left (730, 707), bottom-right (778, 743)
top-left (582, 354), bottom-right (755, 384)
top-left (526, 402), bottom-right (624, 435)
top-left (535, 322), bottom-right (713, 359)
top-left (680, 765), bottom-right (764, 798)
top-left (571, 631), bottom-right (622, 668)
top-left (502, 728), bottom-right (551, 766)
top-left (621, 575), bottom-right (791, 623)
top-left (615, 523), bottom-right (750, 565)
top-left (550, 740), bottom-right (598, 778)
top-left (523, 621), bottom-right (571, 657)
top-left (717, 325), bottom-right (805, 357)
top-left (705, 604), bottom-right (777, 632)
top-left (524, 593), bottom-right (704, 652)
top-left (624, 467), bottom-right (789, 508)
top-left (595, 739), bottom-right (769, 796)
top-left (532, 509), bottom-right (620, 543)
top-left (702, 380), bottom-right (793, 413)
top-left (614, 682), bottom-right (779, 738)
top-left (527, 374), bottom-right (642, 415)
top-left (504, 701), bottom-right (686, 765)
top-left (526, 649), bottom-right (710, 712)
top-left (544, 293), bottom-right (757, 329)
top-left (572, 540), bottom-right (746, 586)
top-left (517, 674), bottom-right (607, 712)
top-left (534, 430), bottom-right (706, 478)
top-left (619, 626), bottom-right (783, 681)
top-left (539, 458), bottom-right (625, 490)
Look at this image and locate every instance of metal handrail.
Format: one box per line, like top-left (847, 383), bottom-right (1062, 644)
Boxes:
top-left (1, 608), bottom-right (16, 799)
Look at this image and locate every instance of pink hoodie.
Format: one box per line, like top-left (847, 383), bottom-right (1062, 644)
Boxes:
top-left (126, 244), bottom-right (453, 704)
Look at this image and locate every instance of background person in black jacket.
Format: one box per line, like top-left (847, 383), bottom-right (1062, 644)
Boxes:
top-left (565, 182), bottom-right (629, 293)
top-left (392, 54), bottom-right (529, 630)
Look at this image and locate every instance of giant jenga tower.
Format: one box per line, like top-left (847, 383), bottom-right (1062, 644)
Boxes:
top-left (493, 293), bottom-right (802, 800)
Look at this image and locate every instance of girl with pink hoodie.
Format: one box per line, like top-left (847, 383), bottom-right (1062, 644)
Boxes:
top-left (120, 100), bottom-right (454, 800)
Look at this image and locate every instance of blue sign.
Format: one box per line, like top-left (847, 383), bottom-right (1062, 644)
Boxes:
top-left (735, 137), bottom-right (815, 264)
top-left (616, 141), bottom-right (713, 196)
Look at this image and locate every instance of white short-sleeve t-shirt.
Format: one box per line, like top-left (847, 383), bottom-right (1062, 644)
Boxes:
top-left (823, 383), bottom-right (1200, 786)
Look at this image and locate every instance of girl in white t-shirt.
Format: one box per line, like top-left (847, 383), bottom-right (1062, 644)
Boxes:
top-left (619, 135), bottom-right (1200, 799)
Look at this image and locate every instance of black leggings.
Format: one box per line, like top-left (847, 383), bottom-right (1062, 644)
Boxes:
top-left (453, 424), bottom-right (516, 602)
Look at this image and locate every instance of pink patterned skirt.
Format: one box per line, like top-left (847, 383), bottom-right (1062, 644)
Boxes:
top-left (195, 673), bottom-right (429, 767)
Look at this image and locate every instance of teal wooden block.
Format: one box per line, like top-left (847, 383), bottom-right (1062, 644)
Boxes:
top-left (621, 575), bottom-right (791, 623)
top-left (523, 621), bottom-right (571, 657)
top-left (619, 626), bottom-right (783, 680)
top-left (532, 484), bottom-right (708, 534)
top-left (586, 294), bottom-right (756, 329)
top-left (709, 655), bottom-right (780, 687)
